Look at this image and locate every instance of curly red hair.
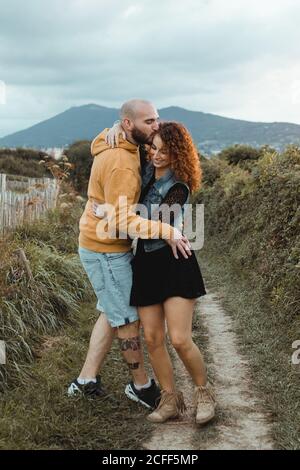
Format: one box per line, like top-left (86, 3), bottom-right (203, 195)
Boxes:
top-left (154, 121), bottom-right (202, 193)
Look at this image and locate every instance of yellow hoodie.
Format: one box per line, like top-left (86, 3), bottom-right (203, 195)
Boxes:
top-left (79, 130), bottom-right (175, 253)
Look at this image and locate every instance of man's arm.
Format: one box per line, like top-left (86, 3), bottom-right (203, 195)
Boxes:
top-left (101, 168), bottom-right (191, 258)
top-left (104, 168), bottom-right (175, 239)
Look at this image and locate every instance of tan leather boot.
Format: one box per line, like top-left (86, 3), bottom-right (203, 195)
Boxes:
top-left (194, 383), bottom-right (216, 424)
top-left (147, 390), bottom-right (186, 423)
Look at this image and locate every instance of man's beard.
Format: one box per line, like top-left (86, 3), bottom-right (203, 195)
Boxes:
top-left (131, 126), bottom-right (154, 145)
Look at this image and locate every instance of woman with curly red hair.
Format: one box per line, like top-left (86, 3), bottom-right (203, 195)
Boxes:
top-left (98, 121), bottom-right (215, 424)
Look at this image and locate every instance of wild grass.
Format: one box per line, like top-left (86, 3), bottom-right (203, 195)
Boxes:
top-left (0, 148), bottom-right (53, 178)
top-left (0, 197), bottom-right (153, 449)
top-left (0, 200), bottom-right (92, 389)
top-left (194, 145), bottom-right (300, 449)
top-left (0, 303), bottom-right (152, 450)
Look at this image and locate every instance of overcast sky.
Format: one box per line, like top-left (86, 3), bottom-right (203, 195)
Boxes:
top-left (1, 0), bottom-right (300, 137)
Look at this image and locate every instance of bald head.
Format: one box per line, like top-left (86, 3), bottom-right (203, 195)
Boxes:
top-left (120, 99), bottom-right (154, 120)
top-left (119, 99), bottom-right (159, 145)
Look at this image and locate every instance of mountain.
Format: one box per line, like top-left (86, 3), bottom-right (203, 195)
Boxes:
top-left (1, 104), bottom-right (300, 154)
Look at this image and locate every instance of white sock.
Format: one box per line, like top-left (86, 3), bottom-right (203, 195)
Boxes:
top-left (77, 377), bottom-right (97, 385)
top-left (134, 378), bottom-right (152, 390)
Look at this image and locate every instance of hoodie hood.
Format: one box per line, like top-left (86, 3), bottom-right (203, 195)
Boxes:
top-left (90, 129), bottom-right (138, 157)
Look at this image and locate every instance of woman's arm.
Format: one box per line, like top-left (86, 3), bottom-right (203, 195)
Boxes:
top-left (161, 184), bottom-right (189, 207)
top-left (91, 181), bottom-right (191, 256)
top-left (153, 183), bottom-right (189, 225)
top-left (104, 121), bottom-right (126, 148)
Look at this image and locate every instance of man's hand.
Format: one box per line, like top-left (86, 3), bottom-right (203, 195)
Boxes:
top-left (92, 202), bottom-right (191, 259)
top-left (91, 201), bottom-right (108, 219)
top-left (105, 121), bottom-right (126, 148)
top-left (166, 228), bottom-right (192, 259)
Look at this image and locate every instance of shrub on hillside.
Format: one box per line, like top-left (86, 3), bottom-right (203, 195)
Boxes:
top-left (196, 145), bottom-right (300, 449)
top-left (0, 148), bottom-right (53, 178)
top-left (200, 156), bottom-right (228, 187)
top-left (0, 148), bottom-right (49, 162)
top-left (16, 192), bottom-right (85, 254)
top-left (0, 198), bottom-right (91, 390)
top-left (65, 140), bottom-right (92, 194)
top-left (195, 144), bottom-right (300, 323)
top-left (219, 144), bottom-right (261, 164)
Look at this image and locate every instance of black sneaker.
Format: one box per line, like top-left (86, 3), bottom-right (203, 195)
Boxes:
top-left (124, 379), bottom-right (161, 410)
top-left (67, 375), bottom-right (107, 398)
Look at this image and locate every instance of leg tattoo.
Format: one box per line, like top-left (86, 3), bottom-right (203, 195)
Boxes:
top-left (127, 362), bottom-right (140, 370)
top-left (118, 336), bottom-right (141, 352)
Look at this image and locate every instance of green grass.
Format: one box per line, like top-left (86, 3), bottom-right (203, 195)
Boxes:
top-left (2, 143), bottom-right (299, 449)
top-left (0, 200), bottom-right (89, 389)
top-left (0, 241), bottom-right (92, 389)
top-left (198, 244), bottom-right (300, 450)
top-left (191, 146), bottom-right (300, 449)
top-left (0, 197), bottom-right (155, 450)
top-left (0, 302), bottom-right (152, 450)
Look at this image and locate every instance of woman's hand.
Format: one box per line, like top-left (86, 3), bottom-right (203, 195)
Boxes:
top-left (105, 121), bottom-right (126, 148)
top-left (166, 229), bottom-right (192, 259)
top-left (91, 202), bottom-right (192, 258)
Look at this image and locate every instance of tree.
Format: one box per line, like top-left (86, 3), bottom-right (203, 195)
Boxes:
top-left (218, 145), bottom-right (261, 166)
top-left (65, 140), bottom-right (92, 194)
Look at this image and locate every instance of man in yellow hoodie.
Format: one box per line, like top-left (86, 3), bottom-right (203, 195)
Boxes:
top-left (68, 100), bottom-right (191, 408)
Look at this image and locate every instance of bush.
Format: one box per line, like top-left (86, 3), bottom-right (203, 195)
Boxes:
top-left (195, 144), bottom-right (300, 323)
top-left (196, 144), bottom-right (300, 449)
top-left (0, 148), bottom-right (53, 178)
top-left (200, 156), bottom-right (228, 187)
top-left (65, 140), bottom-right (92, 194)
top-left (218, 144), bottom-right (262, 166)
top-left (0, 199), bottom-right (92, 390)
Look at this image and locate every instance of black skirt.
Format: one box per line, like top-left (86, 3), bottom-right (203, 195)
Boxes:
top-left (130, 240), bottom-right (207, 307)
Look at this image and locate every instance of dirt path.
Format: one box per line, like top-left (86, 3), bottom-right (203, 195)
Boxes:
top-left (143, 290), bottom-right (274, 450)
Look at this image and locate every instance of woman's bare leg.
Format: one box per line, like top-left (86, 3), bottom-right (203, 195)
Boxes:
top-left (164, 297), bottom-right (207, 386)
top-left (138, 304), bottom-right (176, 393)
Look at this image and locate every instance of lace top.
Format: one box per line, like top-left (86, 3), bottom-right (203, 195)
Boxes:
top-left (139, 169), bottom-right (188, 224)
top-left (162, 183), bottom-right (188, 207)
top-left (155, 184), bottom-right (188, 223)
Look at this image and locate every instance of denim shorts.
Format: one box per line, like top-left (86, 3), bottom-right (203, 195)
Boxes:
top-left (78, 246), bottom-right (139, 328)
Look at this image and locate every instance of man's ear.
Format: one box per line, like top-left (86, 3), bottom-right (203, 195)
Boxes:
top-left (122, 118), bottom-right (133, 131)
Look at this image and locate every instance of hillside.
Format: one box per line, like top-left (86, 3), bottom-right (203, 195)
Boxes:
top-left (1, 104), bottom-right (300, 154)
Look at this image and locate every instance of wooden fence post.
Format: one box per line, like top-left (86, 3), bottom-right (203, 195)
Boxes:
top-left (13, 248), bottom-right (34, 282)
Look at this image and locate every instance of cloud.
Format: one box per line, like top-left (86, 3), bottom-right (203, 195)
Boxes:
top-left (1, 0), bottom-right (300, 136)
